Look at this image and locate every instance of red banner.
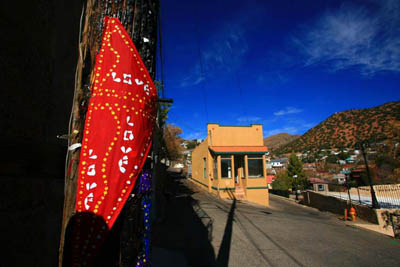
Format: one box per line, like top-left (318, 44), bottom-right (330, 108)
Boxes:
top-left (75, 17), bottom-right (157, 229)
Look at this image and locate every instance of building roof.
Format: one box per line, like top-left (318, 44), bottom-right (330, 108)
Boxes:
top-left (209, 146), bottom-right (268, 154)
top-left (304, 162), bottom-right (316, 166)
top-left (308, 177), bottom-right (328, 184)
top-left (269, 159), bottom-right (282, 163)
top-left (207, 123), bottom-right (263, 127)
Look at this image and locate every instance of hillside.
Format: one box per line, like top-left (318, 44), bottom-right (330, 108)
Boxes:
top-left (263, 133), bottom-right (300, 151)
top-left (275, 101), bottom-right (400, 154)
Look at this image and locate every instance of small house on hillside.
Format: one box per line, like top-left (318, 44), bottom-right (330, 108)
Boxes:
top-left (266, 159), bottom-right (283, 169)
top-left (309, 177), bottom-right (329, 192)
top-left (303, 162), bottom-right (317, 170)
top-left (191, 123), bottom-right (269, 206)
top-left (333, 173), bottom-right (346, 184)
top-left (266, 158), bottom-right (288, 169)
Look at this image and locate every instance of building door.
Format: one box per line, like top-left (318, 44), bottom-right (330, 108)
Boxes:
top-left (234, 155), bottom-right (244, 185)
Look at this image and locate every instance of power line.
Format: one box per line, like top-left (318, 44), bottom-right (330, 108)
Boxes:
top-left (225, 37), bottom-right (247, 121)
top-left (168, 111), bottom-right (203, 133)
top-left (234, 69), bottom-right (247, 120)
top-left (194, 10), bottom-right (209, 123)
top-left (157, 9), bottom-right (165, 98)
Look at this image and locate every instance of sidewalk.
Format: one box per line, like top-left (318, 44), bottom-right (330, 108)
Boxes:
top-left (345, 219), bottom-right (395, 237)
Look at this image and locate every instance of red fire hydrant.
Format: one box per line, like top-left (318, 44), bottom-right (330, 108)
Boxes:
top-left (349, 207), bottom-right (356, 221)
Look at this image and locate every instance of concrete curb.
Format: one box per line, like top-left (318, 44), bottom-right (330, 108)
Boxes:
top-left (345, 220), bottom-right (395, 237)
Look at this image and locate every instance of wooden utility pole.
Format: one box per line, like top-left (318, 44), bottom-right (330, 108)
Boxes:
top-left (58, 0), bottom-right (159, 265)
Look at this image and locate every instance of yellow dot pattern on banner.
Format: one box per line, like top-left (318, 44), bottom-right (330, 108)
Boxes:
top-left (76, 18), bottom-right (157, 226)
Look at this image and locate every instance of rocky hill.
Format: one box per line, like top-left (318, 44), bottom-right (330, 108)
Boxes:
top-left (263, 133), bottom-right (300, 151)
top-left (275, 101), bottom-right (400, 154)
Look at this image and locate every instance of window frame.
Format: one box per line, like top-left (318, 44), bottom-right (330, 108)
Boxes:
top-left (213, 156), bottom-right (218, 179)
top-left (203, 158), bottom-right (207, 179)
top-left (220, 155), bottom-right (233, 179)
top-left (247, 154), bottom-right (264, 178)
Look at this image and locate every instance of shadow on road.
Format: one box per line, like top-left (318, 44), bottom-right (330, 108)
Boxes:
top-left (152, 174), bottom-right (217, 266)
top-left (216, 199), bottom-right (236, 267)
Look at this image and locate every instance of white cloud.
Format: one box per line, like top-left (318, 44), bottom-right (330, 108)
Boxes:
top-left (183, 131), bottom-right (206, 140)
top-left (266, 127), bottom-right (299, 136)
top-left (256, 71), bottom-right (290, 89)
top-left (237, 116), bottom-right (261, 123)
top-left (179, 64), bottom-right (205, 88)
top-left (264, 120), bottom-right (315, 137)
top-left (179, 25), bottom-right (248, 88)
top-left (293, 0), bottom-right (400, 75)
top-left (274, 107), bottom-right (303, 116)
top-left (202, 25), bottom-right (248, 74)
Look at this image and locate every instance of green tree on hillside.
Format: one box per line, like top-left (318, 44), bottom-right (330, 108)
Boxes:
top-left (326, 154), bottom-right (338, 164)
top-left (287, 153), bottom-right (309, 190)
top-left (338, 151), bottom-right (349, 160)
top-left (186, 140), bottom-right (198, 149)
top-left (271, 171), bottom-right (292, 191)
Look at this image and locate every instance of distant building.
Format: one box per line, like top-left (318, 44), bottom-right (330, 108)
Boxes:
top-left (315, 170), bottom-right (331, 179)
top-left (180, 141), bottom-right (188, 149)
top-left (303, 162), bottom-right (317, 170)
top-left (266, 158), bottom-right (288, 169)
top-left (333, 173), bottom-right (346, 184)
top-left (183, 149), bottom-right (194, 165)
top-left (191, 123), bottom-right (269, 206)
top-left (267, 159), bottom-right (283, 169)
top-left (308, 177), bottom-right (329, 192)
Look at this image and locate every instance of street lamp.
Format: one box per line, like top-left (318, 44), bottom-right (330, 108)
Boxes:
top-left (293, 174), bottom-right (298, 200)
top-left (359, 142), bottom-right (380, 209)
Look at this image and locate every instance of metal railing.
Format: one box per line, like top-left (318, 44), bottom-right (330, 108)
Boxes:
top-left (326, 183), bottom-right (400, 209)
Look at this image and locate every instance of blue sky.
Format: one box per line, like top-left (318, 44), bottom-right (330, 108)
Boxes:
top-left (156, 0), bottom-right (400, 140)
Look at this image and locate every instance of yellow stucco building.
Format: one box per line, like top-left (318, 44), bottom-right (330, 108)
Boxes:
top-left (190, 123), bottom-right (269, 206)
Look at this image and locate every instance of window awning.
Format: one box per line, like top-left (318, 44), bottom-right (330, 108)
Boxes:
top-left (209, 146), bottom-right (268, 155)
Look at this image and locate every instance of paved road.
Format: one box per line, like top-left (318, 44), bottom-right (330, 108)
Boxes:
top-left (153, 178), bottom-right (400, 267)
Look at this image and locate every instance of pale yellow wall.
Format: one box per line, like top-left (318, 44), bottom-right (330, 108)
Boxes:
top-left (241, 176), bottom-right (247, 192)
top-left (207, 124), bottom-right (264, 146)
top-left (247, 177), bottom-right (267, 188)
top-left (191, 137), bottom-right (212, 191)
top-left (218, 189), bottom-right (236, 200)
top-left (220, 176), bottom-right (235, 189)
top-left (247, 189), bottom-right (269, 206)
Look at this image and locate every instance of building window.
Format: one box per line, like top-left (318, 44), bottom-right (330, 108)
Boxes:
top-left (318, 184), bottom-right (325, 191)
top-left (213, 156), bottom-right (218, 179)
top-left (221, 155), bottom-right (232, 179)
top-left (248, 155), bottom-right (263, 178)
top-left (203, 158), bottom-right (207, 179)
